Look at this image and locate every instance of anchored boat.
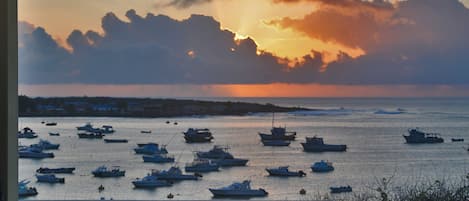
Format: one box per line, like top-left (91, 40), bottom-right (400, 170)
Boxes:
top-left (301, 136), bottom-right (346, 152)
top-left (403, 128), bottom-right (444, 144)
top-left (209, 180), bottom-right (268, 197)
top-left (266, 166), bottom-right (306, 177)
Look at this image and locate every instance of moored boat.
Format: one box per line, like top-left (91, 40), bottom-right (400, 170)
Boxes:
top-left (100, 125), bottom-right (115, 134)
top-left (261, 140), bottom-right (291, 146)
top-left (196, 145), bottom-right (234, 159)
top-left (151, 166), bottom-right (198, 180)
top-left (36, 174), bottom-right (65, 183)
top-left (311, 160), bottom-right (334, 172)
top-left (49, 132), bottom-right (60, 136)
top-left (142, 154), bottom-right (175, 163)
top-left (132, 174), bottom-right (172, 188)
top-left (209, 180), bottom-right (268, 197)
top-left (403, 128), bottom-right (444, 144)
top-left (104, 139), bottom-right (128, 143)
top-left (452, 138), bottom-right (464, 142)
top-left (301, 136), bottom-right (346, 152)
top-left (92, 166), bottom-right (125, 177)
top-left (134, 143), bottom-right (168, 155)
top-left (45, 122), bottom-right (57, 126)
top-left (78, 132), bottom-right (104, 139)
top-left (30, 139), bottom-right (60, 150)
top-left (185, 158), bottom-right (220, 172)
top-left (210, 158), bottom-right (248, 167)
top-left (330, 186), bottom-right (352, 194)
top-left (266, 166), bottom-right (306, 177)
top-left (19, 147), bottom-right (54, 159)
top-left (18, 127), bottom-right (38, 139)
top-left (77, 123), bottom-right (100, 132)
top-left (36, 167), bottom-right (75, 174)
top-left (184, 128), bottom-right (214, 143)
top-left (18, 180), bottom-right (38, 197)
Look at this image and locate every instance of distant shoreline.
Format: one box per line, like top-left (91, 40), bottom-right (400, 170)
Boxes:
top-left (19, 96), bottom-right (311, 118)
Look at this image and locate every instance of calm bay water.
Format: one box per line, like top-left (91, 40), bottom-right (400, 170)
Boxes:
top-left (18, 98), bottom-right (469, 200)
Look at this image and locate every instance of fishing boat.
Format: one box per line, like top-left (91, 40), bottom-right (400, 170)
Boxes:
top-left (301, 136), bottom-right (347, 152)
top-left (132, 174), bottom-right (172, 188)
top-left (403, 128), bottom-right (444, 144)
top-left (142, 154), bottom-right (175, 163)
top-left (261, 140), bottom-right (291, 146)
top-left (18, 180), bottom-right (38, 197)
top-left (36, 167), bottom-right (75, 174)
top-left (92, 166), bottom-right (125, 177)
top-left (36, 174), bottom-right (65, 183)
top-left (185, 158), bottom-right (220, 172)
top-left (266, 166), bottom-right (306, 177)
top-left (209, 180), bottom-right (268, 197)
top-left (78, 132), bottom-right (104, 139)
top-left (134, 143), bottom-right (168, 155)
top-left (104, 139), bottom-right (128, 143)
top-left (18, 127), bottom-right (38, 139)
top-left (49, 132), bottom-right (60, 136)
top-left (151, 166), bottom-right (198, 180)
top-left (330, 186), bottom-right (352, 194)
top-left (19, 147), bottom-right (54, 159)
top-left (311, 160), bottom-right (334, 172)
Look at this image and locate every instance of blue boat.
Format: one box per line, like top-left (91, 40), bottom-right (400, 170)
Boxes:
top-left (19, 147), bottom-right (54, 159)
top-left (36, 167), bottom-right (75, 174)
top-left (142, 154), bottom-right (175, 163)
top-left (311, 160), bottom-right (334, 172)
top-left (185, 158), bottom-right (220, 172)
top-left (18, 127), bottom-right (38, 139)
top-left (132, 174), bottom-right (172, 188)
top-left (330, 186), bottom-right (352, 194)
top-left (30, 139), bottom-right (60, 150)
top-left (36, 174), bottom-right (65, 183)
top-left (18, 180), bottom-right (38, 197)
top-left (92, 166), bottom-right (125, 177)
top-left (134, 143), bottom-right (168, 155)
top-left (261, 140), bottom-right (290, 146)
top-left (151, 167), bottom-right (199, 180)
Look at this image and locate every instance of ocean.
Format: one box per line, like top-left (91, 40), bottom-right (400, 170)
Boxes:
top-left (18, 98), bottom-right (469, 200)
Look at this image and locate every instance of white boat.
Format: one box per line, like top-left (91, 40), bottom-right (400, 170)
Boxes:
top-left (151, 166), bottom-right (198, 180)
top-left (311, 160), bottom-right (334, 172)
top-left (100, 125), bottom-right (115, 134)
top-left (134, 143), bottom-right (168, 155)
top-left (132, 174), bottom-right (172, 188)
top-left (142, 154), bottom-right (175, 163)
top-left (209, 180), bottom-right (268, 197)
top-left (36, 174), bottom-right (65, 183)
top-left (18, 180), bottom-right (38, 197)
top-left (185, 158), bottom-right (220, 172)
top-left (18, 127), bottom-right (38, 138)
top-left (92, 166), bottom-right (125, 177)
top-left (265, 166), bottom-right (306, 177)
top-left (18, 147), bottom-right (54, 159)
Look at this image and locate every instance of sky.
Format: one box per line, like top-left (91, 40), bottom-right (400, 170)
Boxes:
top-left (18, 0), bottom-right (469, 97)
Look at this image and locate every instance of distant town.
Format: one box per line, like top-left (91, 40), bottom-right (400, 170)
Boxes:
top-left (18, 96), bottom-right (310, 118)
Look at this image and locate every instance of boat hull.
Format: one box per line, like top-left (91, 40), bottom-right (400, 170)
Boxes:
top-left (266, 169), bottom-right (305, 177)
top-left (403, 135), bottom-right (444, 144)
top-left (36, 168), bottom-right (75, 174)
top-left (311, 167), bottom-right (334, 172)
top-left (19, 152), bottom-right (54, 159)
top-left (185, 165), bottom-right (219, 172)
top-left (78, 133), bottom-right (103, 139)
top-left (142, 156), bottom-right (175, 163)
top-left (184, 136), bottom-right (213, 143)
top-left (209, 189), bottom-right (268, 197)
top-left (261, 140), bottom-right (290, 146)
top-left (132, 181), bottom-right (172, 188)
top-left (259, 133), bottom-right (295, 141)
top-left (92, 172), bottom-right (125, 177)
top-left (104, 139), bottom-right (128, 143)
top-left (211, 158), bottom-right (248, 167)
top-left (301, 143), bottom-right (347, 152)
top-left (153, 175), bottom-right (198, 180)
top-left (37, 177), bottom-right (65, 183)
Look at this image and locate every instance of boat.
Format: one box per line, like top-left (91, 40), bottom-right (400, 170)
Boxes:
top-left (403, 128), bottom-right (444, 144)
top-left (261, 140), bottom-right (291, 146)
top-left (30, 139), bottom-right (60, 150)
top-left (18, 127), bottom-right (38, 139)
top-left (132, 174), bottom-right (172, 188)
top-left (92, 166), bottom-right (125, 177)
top-left (330, 186), bottom-right (352, 194)
top-left (134, 143), bottom-right (168, 155)
top-left (185, 158), bottom-right (220, 172)
top-left (142, 154), bottom-right (175, 163)
top-left (104, 139), bottom-right (128, 143)
top-left (18, 180), bottom-right (38, 197)
top-left (210, 158), bottom-right (249, 167)
top-left (311, 160), bottom-right (334, 172)
top-left (100, 125), bottom-right (115, 134)
top-left (19, 147), bottom-right (54, 159)
top-left (151, 166), bottom-right (198, 180)
top-left (45, 122), bottom-right (57, 126)
top-left (137, 142), bottom-right (159, 147)
top-left (451, 138), bottom-right (464, 142)
top-left (49, 132), bottom-right (60, 136)
top-left (36, 167), bottom-right (75, 174)
top-left (140, 130), bottom-right (152, 134)
top-left (77, 123), bottom-right (100, 132)
top-left (78, 132), bottom-right (104, 139)
top-left (196, 145), bottom-right (234, 159)
top-left (209, 180), bottom-right (268, 197)
top-left (183, 128), bottom-right (214, 143)
top-left (36, 174), bottom-right (65, 183)
top-left (259, 113), bottom-right (296, 141)
top-left (265, 166), bottom-right (306, 177)
top-left (301, 136), bottom-right (347, 152)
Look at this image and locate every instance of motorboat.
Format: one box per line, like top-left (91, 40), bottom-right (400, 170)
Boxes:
top-left (18, 127), bottom-right (38, 139)
top-left (311, 160), bottom-right (334, 172)
top-left (92, 166), bottom-right (125, 177)
top-left (18, 180), bottom-right (38, 197)
top-left (36, 174), bottom-right (65, 183)
top-left (132, 174), bottom-right (172, 188)
top-left (104, 139), bottom-right (128, 143)
top-left (78, 132), bottom-right (104, 139)
top-left (452, 138), bottom-right (464, 142)
top-left (258, 113), bottom-right (296, 141)
top-left (49, 132), bottom-right (60, 136)
top-left (261, 140), bottom-right (290, 146)
top-left (151, 166), bottom-right (198, 180)
top-left (140, 130), bottom-right (152, 134)
top-left (142, 154), bottom-right (175, 163)
top-left (134, 143), bottom-right (168, 155)
top-left (100, 125), bottom-right (115, 134)
top-left (330, 186), bottom-right (352, 194)
top-left (209, 180), bottom-right (268, 197)
top-left (196, 145), bottom-right (234, 159)
top-left (403, 128), bottom-right (444, 144)
top-left (265, 166), bottom-right (306, 177)
top-left (45, 122), bottom-right (57, 126)
top-left (210, 158), bottom-right (248, 167)
top-left (137, 142), bottom-right (158, 147)
top-left (77, 123), bottom-right (99, 132)
top-left (19, 147), bottom-right (54, 159)
top-left (183, 128), bottom-right (214, 143)
top-left (36, 167), bottom-right (75, 174)
top-left (185, 158), bottom-right (220, 172)
top-left (30, 139), bottom-right (60, 150)
top-left (301, 136), bottom-right (347, 152)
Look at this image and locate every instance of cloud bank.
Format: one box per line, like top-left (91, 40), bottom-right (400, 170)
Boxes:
top-left (19, 0), bottom-right (469, 85)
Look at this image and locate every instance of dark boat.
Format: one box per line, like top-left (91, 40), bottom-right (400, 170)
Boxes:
top-left (92, 166), bottom-right (125, 177)
top-left (36, 167), bottom-right (75, 174)
top-left (78, 132), bottom-right (104, 139)
top-left (104, 139), bottom-right (128, 143)
top-left (403, 128), bottom-right (444, 144)
top-left (330, 186), bottom-right (352, 194)
top-left (301, 136), bottom-right (346, 152)
top-left (45, 122), bottom-right (57, 126)
top-left (261, 140), bottom-right (290, 146)
top-left (258, 113), bottom-right (296, 141)
top-left (265, 166), bottom-right (306, 177)
top-left (49, 132), bottom-right (60, 136)
top-left (184, 128), bottom-right (214, 143)
top-left (451, 138), bottom-right (464, 142)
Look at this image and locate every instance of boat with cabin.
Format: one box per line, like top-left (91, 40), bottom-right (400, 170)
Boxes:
top-left (259, 113), bottom-right (296, 141)
top-left (134, 143), bottom-right (168, 155)
top-left (18, 180), bottom-right (38, 197)
top-left (301, 136), bottom-right (347, 152)
top-left (30, 139), bottom-right (60, 150)
top-left (19, 147), bottom-right (54, 159)
top-left (183, 128), bottom-right (214, 143)
top-left (209, 180), bottom-right (268, 197)
top-left (18, 127), bottom-right (38, 139)
top-left (185, 158), bottom-right (220, 172)
top-left (142, 154), bottom-right (175, 163)
top-left (100, 125), bottom-right (115, 134)
top-left (151, 166), bottom-right (198, 180)
top-left (36, 167), bottom-right (75, 174)
top-left (92, 166), bottom-right (125, 177)
top-left (196, 145), bottom-right (234, 159)
top-left (78, 132), bottom-right (104, 139)
top-left (265, 166), bottom-right (306, 177)
top-left (403, 128), bottom-right (444, 144)
top-left (77, 123), bottom-right (100, 132)
top-left (132, 174), bottom-right (172, 188)
top-left (311, 160), bottom-right (334, 172)
top-left (36, 174), bottom-right (65, 183)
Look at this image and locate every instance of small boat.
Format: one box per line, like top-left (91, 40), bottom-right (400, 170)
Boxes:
top-left (140, 130), bottom-right (152, 134)
top-left (142, 154), bottom-right (175, 163)
top-left (100, 125), bottom-right (115, 134)
top-left (45, 122), bottom-right (57, 126)
top-left (104, 139), bottom-right (128, 143)
top-left (18, 127), bottom-right (38, 139)
top-left (261, 140), bottom-right (290, 146)
top-left (185, 158), bottom-right (220, 172)
top-left (209, 180), bottom-right (268, 197)
top-left (452, 138), bottom-right (464, 142)
top-left (265, 166), bottom-right (306, 177)
top-left (151, 166), bottom-right (198, 180)
top-left (78, 132), bottom-right (104, 139)
top-left (92, 166), bottom-right (125, 177)
top-left (30, 139), bottom-right (60, 150)
top-left (330, 186), bottom-right (352, 194)
top-left (36, 167), bottom-right (75, 174)
top-left (166, 121), bottom-right (170, 124)
top-left (183, 128), bottom-right (214, 143)
top-left (19, 147), bottom-right (54, 159)
top-left (98, 185), bottom-right (105, 192)
top-left (196, 145), bottom-right (234, 159)
top-left (132, 174), bottom-right (172, 188)
top-left (77, 123), bottom-right (100, 132)
top-left (174, 122), bottom-right (178, 125)
top-left (311, 160), bottom-right (334, 172)
top-left (167, 193), bottom-right (174, 199)
top-left (18, 180), bottom-right (38, 197)
top-left (134, 143), bottom-right (168, 155)
top-left (403, 128), bottom-right (444, 144)
top-left (301, 136), bottom-right (347, 152)
top-left (49, 132), bottom-right (60, 136)
top-left (36, 174), bottom-right (65, 183)
top-left (210, 158), bottom-right (248, 167)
